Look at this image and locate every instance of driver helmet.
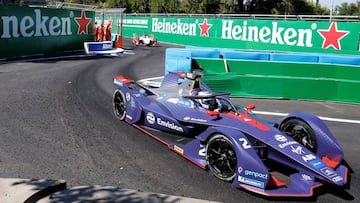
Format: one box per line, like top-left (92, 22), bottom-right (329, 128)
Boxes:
top-left (197, 91), bottom-right (217, 110)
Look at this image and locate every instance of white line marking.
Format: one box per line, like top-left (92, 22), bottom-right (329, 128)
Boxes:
top-left (138, 76), bottom-right (164, 82)
top-left (253, 111), bottom-right (288, 117)
top-left (123, 51), bottom-right (135, 55)
top-left (254, 111), bottom-right (360, 124)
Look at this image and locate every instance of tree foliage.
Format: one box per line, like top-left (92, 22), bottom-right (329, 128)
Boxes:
top-left (180, 0), bottom-right (204, 14)
top-left (68, 0), bottom-right (360, 15)
top-left (336, 2), bottom-right (360, 16)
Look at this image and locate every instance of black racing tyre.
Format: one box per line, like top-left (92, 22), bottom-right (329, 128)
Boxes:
top-left (113, 90), bottom-right (126, 120)
top-left (206, 134), bottom-right (237, 182)
top-left (279, 118), bottom-right (317, 153)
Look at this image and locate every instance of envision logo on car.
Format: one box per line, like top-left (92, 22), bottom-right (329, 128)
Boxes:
top-left (126, 92), bottom-right (131, 101)
top-left (157, 117), bottom-right (184, 132)
top-left (278, 141), bottom-right (297, 149)
top-left (146, 112), bottom-right (155, 124)
top-left (274, 134), bottom-right (287, 142)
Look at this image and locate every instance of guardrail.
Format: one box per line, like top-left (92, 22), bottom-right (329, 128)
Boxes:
top-left (46, 2), bottom-right (97, 10)
top-left (127, 13), bottom-right (360, 22)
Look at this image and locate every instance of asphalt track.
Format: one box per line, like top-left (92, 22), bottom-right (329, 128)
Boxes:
top-left (0, 39), bottom-right (359, 202)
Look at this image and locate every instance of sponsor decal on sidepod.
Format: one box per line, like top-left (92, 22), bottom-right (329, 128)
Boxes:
top-left (146, 112), bottom-right (184, 132)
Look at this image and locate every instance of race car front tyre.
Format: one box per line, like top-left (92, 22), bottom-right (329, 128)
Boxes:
top-left (279, 118), bottom-right (317, 153)
top-left (113, 90), bottom-right (126, 121)
top-left (206, 134), bottom-right (237, 182)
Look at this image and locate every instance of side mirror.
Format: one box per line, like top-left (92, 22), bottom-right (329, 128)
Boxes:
top-left (207, 111), bottom-right (220, 117)
top-left (245, 104), bottom-right (256, 114)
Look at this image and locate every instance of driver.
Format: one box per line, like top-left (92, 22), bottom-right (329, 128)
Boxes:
top-left (197, 91), bottom-right (221, 111)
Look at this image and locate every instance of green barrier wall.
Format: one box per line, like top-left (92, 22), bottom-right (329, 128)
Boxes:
top-left (0, 6), bottom-right (94, 59)
top-left (196, 58), bottom-right (360, 103)
top-left (121, 16), bottom-right (360, 56)
top-left (117, 15), bottom-right (359, 104)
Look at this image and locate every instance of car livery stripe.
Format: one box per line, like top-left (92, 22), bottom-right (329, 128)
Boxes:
top-left (341, 167), bottom-right (349, 184)
top-left (114, 75), bottom-right (133, 84)
top-left (130, 122), bottom-right (169, 146)
top-left (239, 183), bottom-right (323, 197)
top-left (168, 145), bottom-right (206, 170)
top-left (223, 112), bottom-right (270, 131)
top-left (172, 72), bottom-right (187, 78)
top-left (129, 122), bottom-right (206, 170)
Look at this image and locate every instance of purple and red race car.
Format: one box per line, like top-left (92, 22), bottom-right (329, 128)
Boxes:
top-left (112, 71), bottom-right (350, 197)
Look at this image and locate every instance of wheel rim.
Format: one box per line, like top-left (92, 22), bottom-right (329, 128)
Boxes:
top-left (206, 135), bottom-right (237, 181)
top-left (113, 91), bottom-right (126, 120)
top-left (280, 120), bottom-right (317, 153)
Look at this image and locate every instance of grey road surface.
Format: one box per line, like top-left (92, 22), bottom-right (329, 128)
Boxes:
top-left (0, 39), bottom-right (358, 202)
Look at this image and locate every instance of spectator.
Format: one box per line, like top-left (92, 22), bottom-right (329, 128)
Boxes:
top-left (105, 21), bottom-right (112, 41)
top-left (98, 23), bottom-right (104, 42)
top-left (93, 21), bottom-right (98, 41)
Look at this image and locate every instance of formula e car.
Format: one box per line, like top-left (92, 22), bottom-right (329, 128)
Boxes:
top-left (133, 33), bottom-right (158, 47)
top-left (112, 71), bottom-right (350, 197)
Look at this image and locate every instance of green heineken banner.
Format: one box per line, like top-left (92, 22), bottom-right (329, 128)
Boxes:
top-left (122, 16), bottom-right (360, 56)
top-left (0, 6), bottom-right (94, 59)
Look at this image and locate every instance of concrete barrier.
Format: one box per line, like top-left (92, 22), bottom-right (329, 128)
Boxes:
top-left (164, 47), bottom-right (360, 104)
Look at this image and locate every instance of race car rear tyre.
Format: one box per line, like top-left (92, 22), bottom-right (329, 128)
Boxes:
top-left (113, 90), bottom-right (126, 121)
top-left (279, 118), bottom-right (317, 153)
top-left (206, 134), bottom-right (237, 182)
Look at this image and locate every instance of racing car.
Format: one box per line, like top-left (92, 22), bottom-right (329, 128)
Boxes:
top-left (112, 71), bottom-right (350, 197)
top-left (133, 33), bottom-right (158, 47)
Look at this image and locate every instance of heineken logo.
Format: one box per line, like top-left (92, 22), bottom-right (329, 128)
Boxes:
top-left (221, 20), bottom-right (313, 47)
top-left (152, 18), bottom-right (351, 51)
top-left (152, 18), bottom-right (212, 37)
top-left (317, 22), bottom-right (349, 50)
top-left (0, 9), bottom-right (92, 39)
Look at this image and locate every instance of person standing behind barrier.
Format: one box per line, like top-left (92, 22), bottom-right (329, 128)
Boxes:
top-left (98, 23), bottom-right (104, 42)
top-left (105, 21), bottom-right (112, 41)
top-left (93, 21), bottom-right (99, 41)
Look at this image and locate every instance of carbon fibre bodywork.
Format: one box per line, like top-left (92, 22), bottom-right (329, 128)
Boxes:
top-left (112, 72), bottom-right (350, 197)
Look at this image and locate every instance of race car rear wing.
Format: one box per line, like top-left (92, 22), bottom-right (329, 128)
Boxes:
top-left (114, 75), bottom-right (158, 96)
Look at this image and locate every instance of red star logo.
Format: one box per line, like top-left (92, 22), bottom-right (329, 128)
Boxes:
top-left (75, 10), bottom-right (92, 35)
top-left (198, 19), bottom-right (212, 37)
top-left (317, 22), bottom-right (349, 50)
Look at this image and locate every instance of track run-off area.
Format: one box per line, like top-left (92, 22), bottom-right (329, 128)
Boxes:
top-left (0, 39), bottom-right (359, 202)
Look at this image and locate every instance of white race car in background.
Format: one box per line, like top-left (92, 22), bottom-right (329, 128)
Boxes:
top-left (133, 33), bottom-right (159, 47)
